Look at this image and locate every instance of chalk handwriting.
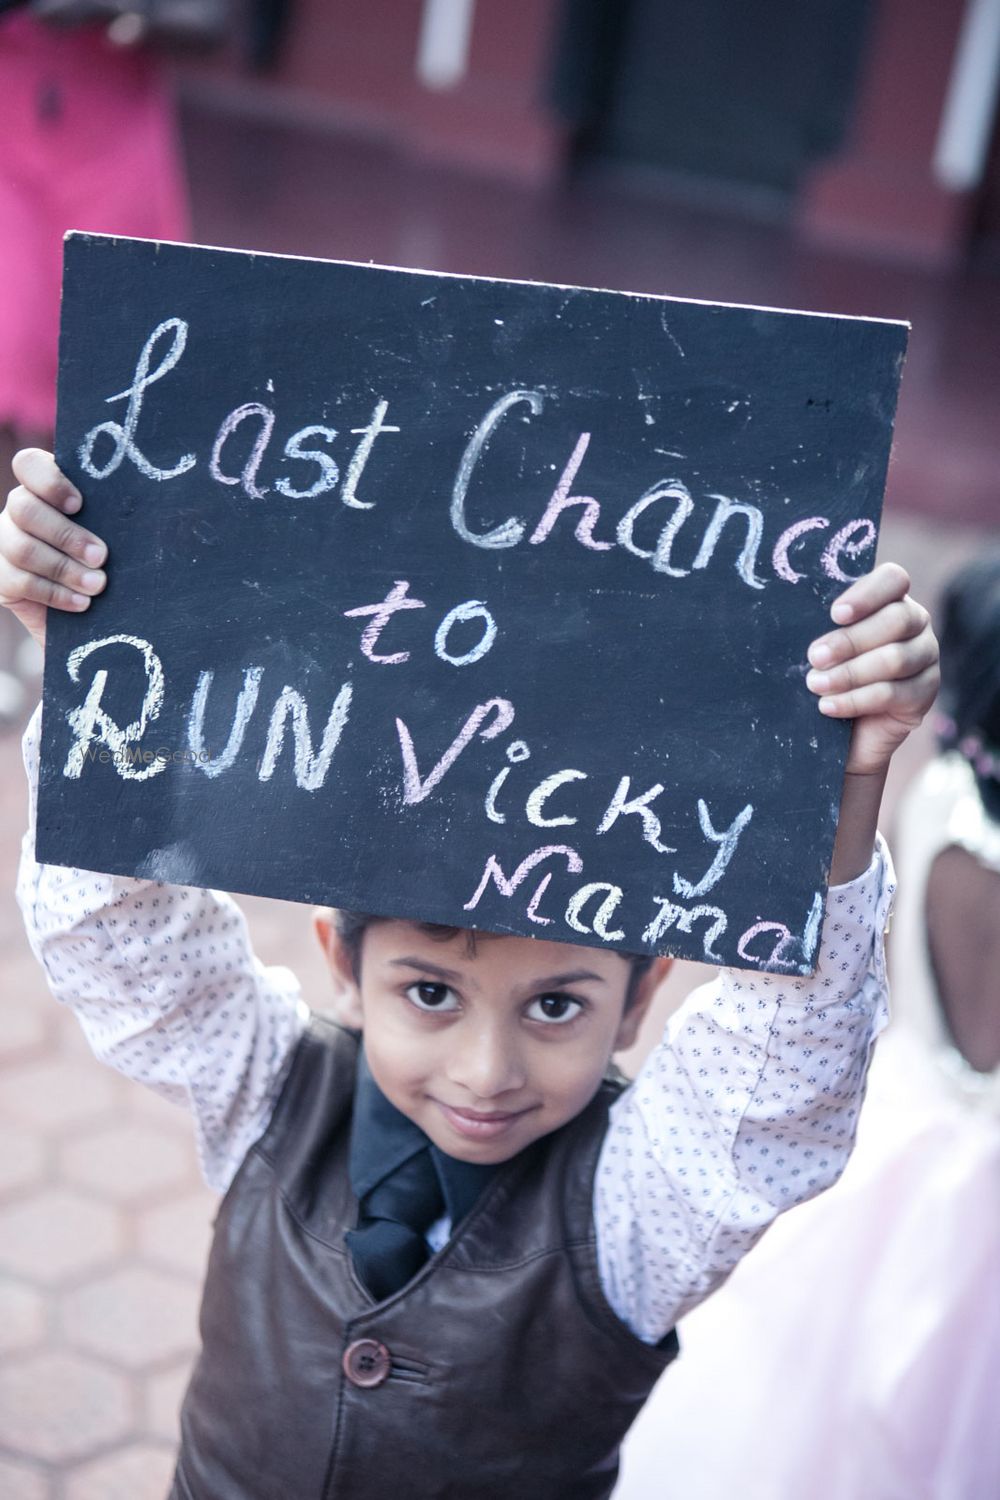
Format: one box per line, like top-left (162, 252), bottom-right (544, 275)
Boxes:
top-left (484, 739), bottom-right (530, 823)
top-left (450, 389), bottom-right (542, 549)
top-left (673, 799), bottom-right (754, 898)
top-left (343, 586), bottom-right (498, 668)
top-left (528, 433), bottom-right (614, 552)
top-left (55, 630), bottom-right (825, 968)
top-left (345, 580), bottom-right (427, 664)
top-left (396, 697), bottom-right (515, 804)
top-left (79, 319), bottom-right (196, 482)
top-left (565, 882), bottom-right (626, 942)
top-left (61, 283), bottom-right (883, 974)
top-left (210, 402), bottom-right (275, 500)
top-left (342, 401), bottom-right (401, 509)
top-left (737, 891), bottom-right (823, 970)
top-left (434, 600), bottom-right (497, 666)
top-left (642, 898), bottom-right (728, 961)
top-left (275, 426), bottom-right (339, 499)
top-left (822, 519), bottom-right (878, 583)
top-left (597, 776), bottom-right (675, 854)
top-left (525, 769), bottom-right (588, 828)
top-left (258, 682), bottom-right (353, 791)
top-left (445, 394), bottom-right (874, 586)
top-left (463, 844), bottom-right (584, 926)
top-left (54, 633), bottom-right (835, 971)
top-left (617, 481), bottom-right (694, 577)
top-left (772, 516), bottom-right (829, 584)
top-left (187, 667), bottom-right (264, 778)
top-left (63, 634), bottom-right (167, 781)
top-left (691, 495), bottom-right (766, 590)
top-left (77, 332), bottom-right (879, 592)
top-left (480, 754), bottom-right (742, 871)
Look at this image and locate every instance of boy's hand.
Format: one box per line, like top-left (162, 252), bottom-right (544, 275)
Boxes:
top-left (806, 562), bottom-right (940, 778)
top-left (0, 449), bottom-right (107, 651)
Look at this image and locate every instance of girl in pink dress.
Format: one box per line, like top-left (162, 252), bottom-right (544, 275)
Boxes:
top-left (0, 9), bottom-right (188, 437)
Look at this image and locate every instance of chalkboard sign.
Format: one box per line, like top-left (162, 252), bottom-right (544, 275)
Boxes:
top-left (37, 234), bottom-right (907, 973)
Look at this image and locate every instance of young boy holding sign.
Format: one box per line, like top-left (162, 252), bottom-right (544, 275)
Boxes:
top-left (4, 448), bottom-right (938, 1499)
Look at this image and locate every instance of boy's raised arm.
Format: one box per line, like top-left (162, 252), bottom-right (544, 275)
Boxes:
top-left (5, 452), bottom-right (309, 1192)
top-left (596, 839), bottom-right (893, 1343)
top-left (0, 448), bottom-right (106, 649)
top-left (594, 562), bottom-right (939, 1344)
top-left (807, 563), bottom-right (938, 883)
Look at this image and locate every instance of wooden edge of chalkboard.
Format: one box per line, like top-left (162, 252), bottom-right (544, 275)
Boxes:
top-left (61, 231), bottom-right (912, 334)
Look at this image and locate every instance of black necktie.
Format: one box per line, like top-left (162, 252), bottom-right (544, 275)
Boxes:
top-left (346, 1051), bottom-right (498, 1301)
top-left (346, 1146), bottom-right (446, 1301)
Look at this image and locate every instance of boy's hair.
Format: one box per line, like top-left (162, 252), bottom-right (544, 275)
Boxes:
top-left (330, 910), bottom-right (655, 1010)
top-left (936, 550), bottom-right (1000, 822)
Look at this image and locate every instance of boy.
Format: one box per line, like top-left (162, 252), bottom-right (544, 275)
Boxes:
top-left (3, 449), bottom-right (939, 1498)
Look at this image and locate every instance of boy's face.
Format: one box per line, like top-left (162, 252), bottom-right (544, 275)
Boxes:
top-left (321, 919), bottom-right (665, 1164)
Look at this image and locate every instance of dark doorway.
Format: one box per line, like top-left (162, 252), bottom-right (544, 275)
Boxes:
top-left (551, 0), bottom-right (874, 201)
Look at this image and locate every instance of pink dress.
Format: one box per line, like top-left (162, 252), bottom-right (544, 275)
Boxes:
top-left (0, 12), bottom-right (188, 433)
top-left (613, 757), bottom-right (1000, 1500)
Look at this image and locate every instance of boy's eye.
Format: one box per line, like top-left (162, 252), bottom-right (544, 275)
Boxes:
top-left (405, 981), bottom-right (460, 1013)
top-left (526, 993), bottom-right (584, 1025)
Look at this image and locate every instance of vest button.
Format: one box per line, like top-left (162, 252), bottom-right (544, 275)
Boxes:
top-left (342, 1338), bottom-right (392, 1388)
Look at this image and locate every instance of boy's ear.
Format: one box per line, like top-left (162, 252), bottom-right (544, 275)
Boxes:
top-left (613, 957), bottom-right (673, 1052)
top-left (312, 908), bottom-right (364, 1030)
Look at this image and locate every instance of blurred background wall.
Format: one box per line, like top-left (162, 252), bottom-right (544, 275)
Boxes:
top-left (178, 0), bottom-right (1000, 265)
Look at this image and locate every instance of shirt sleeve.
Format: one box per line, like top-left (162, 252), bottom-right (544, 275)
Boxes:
top-left (594, 838), bottom-right (895, 1344)
top-left (15, 703), bottom-right (310, 1193)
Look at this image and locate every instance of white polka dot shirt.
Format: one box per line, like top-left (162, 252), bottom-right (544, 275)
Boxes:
top-left (16, 705), bottom-right (893, 1344)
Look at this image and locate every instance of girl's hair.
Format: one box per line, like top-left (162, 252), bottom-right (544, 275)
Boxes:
top-left (935, 549), bottom-right (1000, 822)
top-left (330, 910), bottom-right (655, 1009)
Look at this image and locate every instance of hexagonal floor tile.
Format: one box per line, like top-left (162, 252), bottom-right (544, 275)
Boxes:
top-left (0, 1456), bottom-right (48, 1500)
top-left (65, 1443), bottom-right (178, 1500)
top-left (0, 1350), bottom-right (130, 1462)
top-left (122, 1084), bottom-right (193, 1136)
top-left (0, 1278), bottom-right (46, 1356)
top-left (144, 1358), bottom-right (196, 1445)
top-left (0, 1189), bottom-right (121, 1285)
top-left (0, 951), bottom-right (53, 1010)
top-left (53, 1003), bottom-right (99, 1059)
top-left (62, 1265), bottom-right (200, 1370)
top-left (137, 1188), bottom-right (216, 1279)
top-left (0, 1120), bottom-right (47, 1197)
top-left (0, 1056), bottom-right (116, 1134)
top-left (58, 1122), bottom-right (193, 1205)
top-left (0, 983), bottom-right (48, 1061)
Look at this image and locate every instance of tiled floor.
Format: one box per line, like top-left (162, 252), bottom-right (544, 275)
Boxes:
top-left (0, 102), bottom-right (997, 1495)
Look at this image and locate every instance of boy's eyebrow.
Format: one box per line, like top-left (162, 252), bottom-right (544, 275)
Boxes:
top-left (385, 958), bottom-right (610, 990)
top-left (521, 969), bottom-right (611, 990)
top-left (387, 957), bottom-right (465, 982)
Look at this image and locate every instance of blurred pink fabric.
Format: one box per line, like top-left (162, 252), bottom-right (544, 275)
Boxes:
top-left (614, 757), bottom-right (1000, 1500)
top-left (0, 12), bottom-right (188, 434)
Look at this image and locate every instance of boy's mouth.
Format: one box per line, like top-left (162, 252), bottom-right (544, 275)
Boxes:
top-left (434, 1101), bottom-right (535, 1141)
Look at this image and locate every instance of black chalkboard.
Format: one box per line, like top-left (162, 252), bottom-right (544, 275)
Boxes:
top-left (37, 234), bottom-right (907, 973)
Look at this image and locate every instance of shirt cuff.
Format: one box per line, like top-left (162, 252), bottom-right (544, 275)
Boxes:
top-left (716, 831), bottom-right (895, 1000)
top-left (822, 830), bottom-right (895, 992)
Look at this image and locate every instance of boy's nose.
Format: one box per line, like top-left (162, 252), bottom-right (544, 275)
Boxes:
top-left (446, 1025), bottom-right (526, 1100)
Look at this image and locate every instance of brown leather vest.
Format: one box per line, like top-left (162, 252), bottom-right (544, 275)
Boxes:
top-left (170, 1017), bottom-right (677, 1499)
